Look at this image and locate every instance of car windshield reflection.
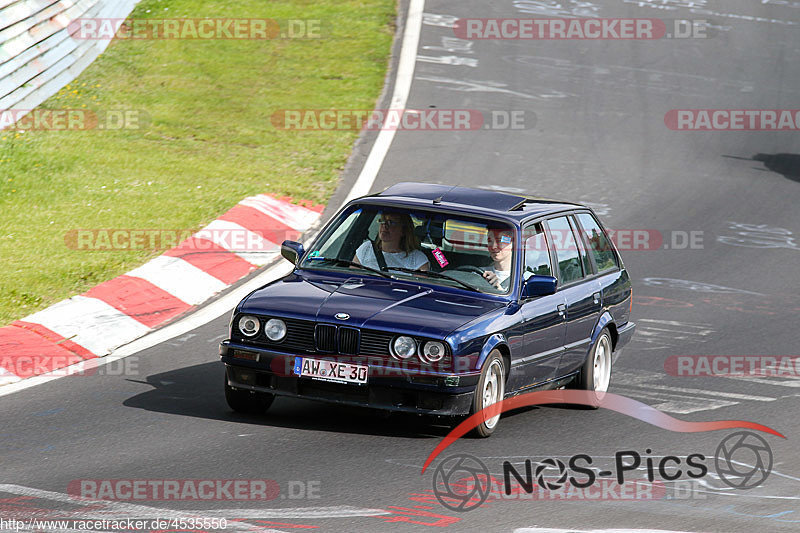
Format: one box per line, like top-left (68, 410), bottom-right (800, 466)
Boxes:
top-left (300, 205), bottom-right (516, 295)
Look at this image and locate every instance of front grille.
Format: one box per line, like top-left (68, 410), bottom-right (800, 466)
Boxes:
top-left (315, 324), bottom-right (337, 352)
top-left (339, 327), bottom-right (360, 355)
top-left (280, 318), bottom-right (316, 352)
top-left (360, 330), bottom-right (393, 357)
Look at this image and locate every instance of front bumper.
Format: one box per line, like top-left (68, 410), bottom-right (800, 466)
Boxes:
top-left (220, 341), bottom-right (479, 416)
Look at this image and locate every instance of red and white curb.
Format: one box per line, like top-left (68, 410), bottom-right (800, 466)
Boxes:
top-left (0, 194), bottom-right (323, 385)
top-left (0, 0), bottom-right (426, 396)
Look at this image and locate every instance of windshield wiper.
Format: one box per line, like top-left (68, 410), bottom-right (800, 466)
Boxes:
top-left (305, 257), bottom-right (396, 279)
top-left (388, 268), bottom-right (481, 293)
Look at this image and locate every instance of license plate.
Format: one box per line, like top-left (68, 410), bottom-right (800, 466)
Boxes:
top-left (293, 357), bottom-right (368, 384)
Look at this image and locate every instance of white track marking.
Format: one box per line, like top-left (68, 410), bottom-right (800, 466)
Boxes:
top-left (22, 296), bottom-right (150, 356)
top-left (198, 219), bottom-right (279, 265)
top-left (720, 375), bottom-right (800, 388)
top-left (415, 75), bottom-right (569, 99)
top-left (417, 54), bottom-right (478, 67)
top-left (610, 388), bottom-right (738, 414)
top-left (343, 0), bottom-right (425, 203)
top-left (632, 319), bottom-right (715, 351)
top-left (612, 370), bottom-right (777, 414)
top-left (422, 13), bottom-right (458, 28)
top-left (0, 366), bottom-right (21, 386)
top-left (641, 278), bottom-right (764, 295)
top-left (615, 372), bottom-right (777, 402)
top-left (126, 256), bottom-right (228, 306)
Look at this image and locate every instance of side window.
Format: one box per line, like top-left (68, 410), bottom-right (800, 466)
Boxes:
top-left (522, 223), bottom-right (552, 279)
top-left (576, 213), bottom-right (619, 273)
top-left (570, 216), bottom-right (594, 277)
top-left (545, 216), bottom-right (585, 285)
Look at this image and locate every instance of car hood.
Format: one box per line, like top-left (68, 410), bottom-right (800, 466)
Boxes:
top-left (241, 272), bottom-right (506, 338)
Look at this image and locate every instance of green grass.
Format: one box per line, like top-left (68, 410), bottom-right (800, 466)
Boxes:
top-left (0, 0), bottom-right (396, 325)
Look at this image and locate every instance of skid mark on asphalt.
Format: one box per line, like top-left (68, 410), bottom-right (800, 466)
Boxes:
top-left (612, 369), bottom-right (776, 414)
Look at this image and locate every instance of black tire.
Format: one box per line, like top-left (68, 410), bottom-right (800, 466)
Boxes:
top-left (224, 373), bottom-right (275, 414)
top-left (570, 329), bottom-right (613, 408)
top-left (469, 350), bottom-right (506, 438)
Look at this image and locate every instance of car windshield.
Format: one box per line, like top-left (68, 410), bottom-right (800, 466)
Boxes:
top-left (300, 204), bottom-right (516, 295)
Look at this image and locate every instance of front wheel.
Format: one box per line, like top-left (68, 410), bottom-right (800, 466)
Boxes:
top-left (469, 351), bottom-right (506, 437)
top-left (224, 373), bottom-right (275, 414)
top-left (572, 329), bottom-right (613, 407)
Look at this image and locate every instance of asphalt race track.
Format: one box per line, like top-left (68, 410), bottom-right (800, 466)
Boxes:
top-left (2, 1), bottom-right (799, 532)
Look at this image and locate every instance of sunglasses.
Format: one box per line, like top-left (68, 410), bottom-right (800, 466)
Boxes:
top-left (378, 219), bottom-right (400, 228)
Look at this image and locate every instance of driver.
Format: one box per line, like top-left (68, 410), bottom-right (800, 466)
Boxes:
top-left (482, 227), bottom-right (513, 290)
top-left (353, 212), bottom-right (430, 271)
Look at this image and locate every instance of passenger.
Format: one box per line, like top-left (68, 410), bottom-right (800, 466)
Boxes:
top-left (482, 228), bottom-right (514, 290)
top-left (353, 213), bottom-right (430, 271)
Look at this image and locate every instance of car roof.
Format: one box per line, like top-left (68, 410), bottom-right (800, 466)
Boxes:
top-left (357, 182), bottom-right (584, 223)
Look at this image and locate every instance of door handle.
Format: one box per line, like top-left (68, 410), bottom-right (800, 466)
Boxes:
top-left (593, 292), bottom-right (601, 305)
top-left (557, 304), bottom-right (566, 317)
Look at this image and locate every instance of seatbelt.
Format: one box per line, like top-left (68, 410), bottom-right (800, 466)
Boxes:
top-left (371, 239), bottom-right (388, 271)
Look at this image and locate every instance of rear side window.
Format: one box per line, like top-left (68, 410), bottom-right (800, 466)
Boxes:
top-left (546, 216), bottom-right (585, 285)
top-left (576, 213), bottom-right (619, 273)
top-left (570, 216), bottom-right (594, 277)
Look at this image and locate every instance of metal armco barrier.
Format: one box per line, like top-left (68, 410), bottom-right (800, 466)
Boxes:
top-left (0, 0), bottom-right (139, 126)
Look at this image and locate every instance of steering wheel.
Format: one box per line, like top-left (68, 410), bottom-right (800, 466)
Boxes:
top-left (454, 265), bottom-right (486, 275)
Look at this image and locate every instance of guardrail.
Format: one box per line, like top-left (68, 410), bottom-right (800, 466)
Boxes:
top-left (0, 0), bottom-right (139, 124)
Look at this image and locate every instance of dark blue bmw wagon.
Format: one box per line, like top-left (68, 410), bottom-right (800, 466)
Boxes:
top-left (220, 183), bottom-right (636, 436)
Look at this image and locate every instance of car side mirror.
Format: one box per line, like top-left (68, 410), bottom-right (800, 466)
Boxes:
top-left (281, 240), bottom-right (305, 265)
top-left (522, 275), bottom-right (558, 298)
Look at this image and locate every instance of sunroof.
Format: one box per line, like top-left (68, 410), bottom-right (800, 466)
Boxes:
top-left (378, 183), bottom-right (528, 212)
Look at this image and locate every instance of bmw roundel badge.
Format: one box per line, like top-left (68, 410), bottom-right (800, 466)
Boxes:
top-left (335, 313), bottom-right (350, 320)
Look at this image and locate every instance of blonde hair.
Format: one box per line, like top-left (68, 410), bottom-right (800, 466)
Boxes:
top-left (377, 213), bottom-right (420, 256)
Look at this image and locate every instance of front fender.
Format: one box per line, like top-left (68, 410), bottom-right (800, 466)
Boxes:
top-left (476, 333), bottom-right (508, 371)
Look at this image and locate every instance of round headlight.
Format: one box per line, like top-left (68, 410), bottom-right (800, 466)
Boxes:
top-left (238, 315), bottom-right (260, 337)
top-left (392, 336), bottom-right (416, 359)
top-left (421, 341), bottom-right (446, 363)
top-left (265, 318), bottom-right (287, 341)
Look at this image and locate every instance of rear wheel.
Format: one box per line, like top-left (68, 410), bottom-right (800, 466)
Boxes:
top-left (469, 351), bottom-right (506, 437)
top-left (572, 329), bottom-right (613, 407)
top-left (224, 373), bottom-right (274, 414)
